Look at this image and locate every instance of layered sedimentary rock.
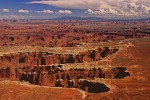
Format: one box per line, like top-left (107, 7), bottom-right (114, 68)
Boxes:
top-left (17, 64), bottom-right (129, 92)
top-left (0, 45), bottom-right (130, 93)
top-left (0, 67), bottom-right (11, 78)
top-left (0, 47), bottom-right (118, 78)
top-left (0, 46), bottom-right (123, 92)
top-left (0, 32), bottom-right (146, 47)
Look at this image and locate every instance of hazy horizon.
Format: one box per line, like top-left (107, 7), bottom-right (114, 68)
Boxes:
top-left (0, 0), bottom-right (150, 19)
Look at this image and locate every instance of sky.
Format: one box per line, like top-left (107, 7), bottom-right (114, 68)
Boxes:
top-left (0, 0), bottom-right (150, 19)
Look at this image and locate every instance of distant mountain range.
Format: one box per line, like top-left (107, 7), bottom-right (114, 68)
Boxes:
top-left (1, 16), bottom-right (150, 21)
top-left (51, 16), bottom-right (105, 21)
top-left (50, 16), bottom-right (150, 21)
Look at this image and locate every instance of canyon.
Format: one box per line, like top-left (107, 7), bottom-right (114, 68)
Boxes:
top-left (0, 20), bottom-right (149, 100)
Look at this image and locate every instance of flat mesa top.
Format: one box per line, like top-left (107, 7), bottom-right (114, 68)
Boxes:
top-left (0, 37), bottom-right (148, 56)
top-left (0, 41), bottom-right (119, 56)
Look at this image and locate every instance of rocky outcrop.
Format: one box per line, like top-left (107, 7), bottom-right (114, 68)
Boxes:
top-left (0, 32), bottom-right (147, 47)
top-left (0, 47), bottom-right (118, 79)
top-left (16, 64), bottom-right (129, 93)
top-left (0, 46), bottom-right (123, 93)
top-left (0, 67), bottom-right (11, 78)
top-left (17, 64), bottom-right (129, 85)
